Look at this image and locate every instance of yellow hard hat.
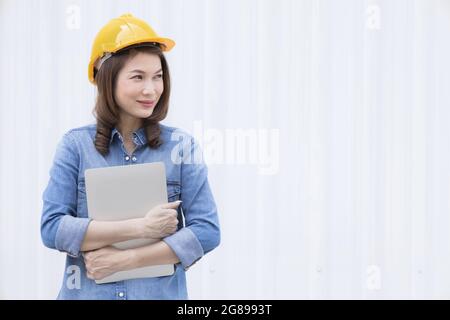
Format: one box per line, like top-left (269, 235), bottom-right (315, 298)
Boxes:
top-left (88, 13), bottom-right (175, 84)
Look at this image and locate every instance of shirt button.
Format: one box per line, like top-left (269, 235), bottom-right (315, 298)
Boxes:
top-left (132, 156), bottom-right (137, 162)
top-left (118, 292), bottom-right (124, 297)
top-left (125, 156), bottom-right (130, 161)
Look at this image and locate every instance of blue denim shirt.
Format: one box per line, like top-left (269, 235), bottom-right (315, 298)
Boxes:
top-left (40, 123), bottom-right (220, 299)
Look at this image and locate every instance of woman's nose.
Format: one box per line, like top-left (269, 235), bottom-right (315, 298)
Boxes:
top-left (142, 83), bottom-right (156, 96)
top-left (142, 87), bottom-right (154, 95)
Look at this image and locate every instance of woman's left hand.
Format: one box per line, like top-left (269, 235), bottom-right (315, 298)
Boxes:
top-left (83, 246), bottom-right (133, 280)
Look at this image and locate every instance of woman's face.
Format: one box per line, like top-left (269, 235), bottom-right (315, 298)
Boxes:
top-left (115, 51), bottom-right (164, 121)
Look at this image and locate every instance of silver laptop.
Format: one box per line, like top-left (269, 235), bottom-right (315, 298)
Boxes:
top-left (84, 162), bottom-right (175, 284)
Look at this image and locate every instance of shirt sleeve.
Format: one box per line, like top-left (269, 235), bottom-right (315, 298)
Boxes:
top-left (163, 136), bottom-right (221, 270)
top-left (40, 131), bottom-right (91, 257)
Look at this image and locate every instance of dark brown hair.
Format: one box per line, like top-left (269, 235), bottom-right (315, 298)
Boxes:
top-left (92, 44), bottom-right (171, 156)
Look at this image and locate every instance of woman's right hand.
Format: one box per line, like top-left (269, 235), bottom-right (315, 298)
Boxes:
top-left (139, 201), bottom-right (181, 239)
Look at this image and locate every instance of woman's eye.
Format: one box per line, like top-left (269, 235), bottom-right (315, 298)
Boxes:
top-left (131, 74), bottom-right (162, 80)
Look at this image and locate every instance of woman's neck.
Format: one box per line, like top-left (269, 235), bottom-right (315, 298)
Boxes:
top-left (116, 115), bottom-right (143, 141)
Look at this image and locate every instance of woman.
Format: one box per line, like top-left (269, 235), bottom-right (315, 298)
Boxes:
top-left (40, 13), bottom-right (220, 299)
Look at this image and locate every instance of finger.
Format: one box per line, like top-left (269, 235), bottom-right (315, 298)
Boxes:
top-left (83, 251), bottom-right (95, 260)
top-left (167, 209), bottom-right (178, 216)
top-left (170, 220), bottom-right (178, 228)
top-left (159, 209), bottom-right (177, 218)
top-left (160, 200), bottom-right (182, 209)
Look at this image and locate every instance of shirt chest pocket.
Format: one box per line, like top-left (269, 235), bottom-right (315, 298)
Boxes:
top-left (76, 179), bottom-right (88, 218)
top-left (166, 180), bottom-right (181, 202)
top-left (167, 180), bottom-right (184, 229)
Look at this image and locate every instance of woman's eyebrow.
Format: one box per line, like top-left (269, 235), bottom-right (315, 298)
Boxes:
top-left (128, 68), bottom-right (163, 74)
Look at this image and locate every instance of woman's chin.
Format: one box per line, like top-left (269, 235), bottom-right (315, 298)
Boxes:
top-left (135, 110), bottom-right (153, 119)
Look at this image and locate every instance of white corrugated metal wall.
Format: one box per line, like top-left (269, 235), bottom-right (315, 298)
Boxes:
top-left (1, 0), bottom-right (449, 299)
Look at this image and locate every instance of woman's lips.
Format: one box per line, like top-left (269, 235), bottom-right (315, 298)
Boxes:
top-left (137, 100), bottom-right (155, 108)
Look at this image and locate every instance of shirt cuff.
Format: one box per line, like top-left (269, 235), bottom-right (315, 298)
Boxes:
top-left (55, 215), bottom-right (91, 258)
top-left (163, 227), bottom-right (204, 270)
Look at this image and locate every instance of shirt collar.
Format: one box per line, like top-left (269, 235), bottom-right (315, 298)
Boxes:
top-left (133, 127), bottom-right (147, 146)
top-left (109, 126), bottom-right (147, 146)
top-left (109, 127), bottom-right (120, 144)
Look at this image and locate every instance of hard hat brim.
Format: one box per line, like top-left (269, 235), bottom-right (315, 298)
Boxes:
top-left (88, 37), bottom-right (175, 84)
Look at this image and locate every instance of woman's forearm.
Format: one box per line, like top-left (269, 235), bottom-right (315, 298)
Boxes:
top-left (81, 218), bottom-right (143, 251)
top-left (128, 241), bottom-right (180, 269)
